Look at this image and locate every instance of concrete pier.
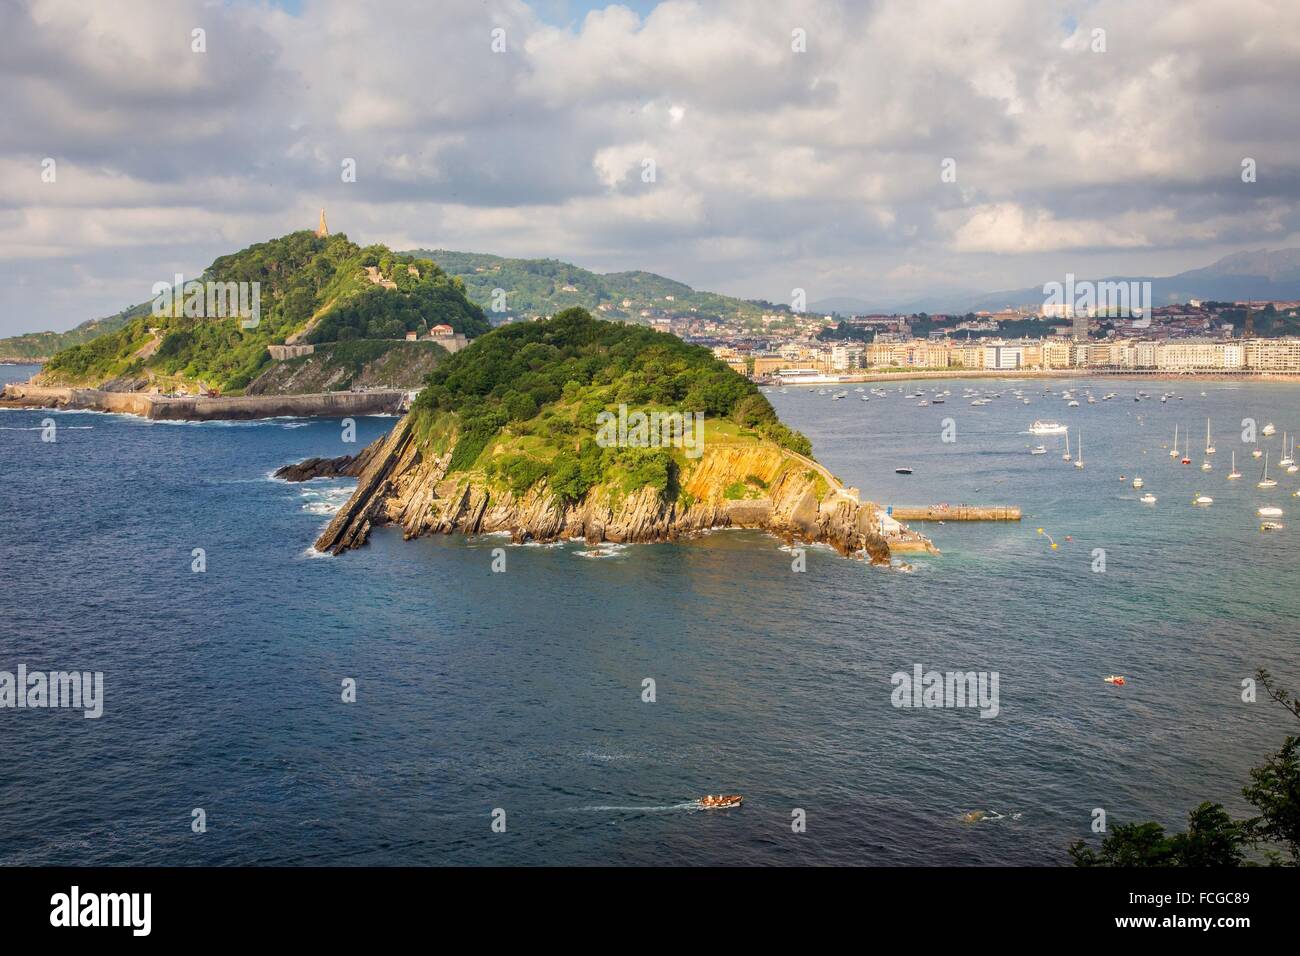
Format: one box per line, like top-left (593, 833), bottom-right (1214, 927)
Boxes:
top-left (890, 505), bottom-right (1021, 521)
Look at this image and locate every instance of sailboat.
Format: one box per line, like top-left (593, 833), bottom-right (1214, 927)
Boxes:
top-left (1227, 451), bottom-right (1242, 480)
top-left (1169, 424), bottom-right (1179, 458)
top-left (1258, 452), bottom-right (1277, 489)
top-left (1280, 433), bottom-right (1295, 469)
top-left (1180, 426), bottom-right (1191, 465)
top-left (1075, 430), bottom-right (1085, 469)
top-left (1204, 418), bottom-right (1215, 455)
top-left (1062, 430), bottom-right (1072, 462)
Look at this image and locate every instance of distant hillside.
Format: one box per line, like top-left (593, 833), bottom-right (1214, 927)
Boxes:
top-left (37, 231), bottom-right (488, 393)
top-left (405, 249), bottom-right (787, 328)
top-left (0, 302), bottom-right (149, 362)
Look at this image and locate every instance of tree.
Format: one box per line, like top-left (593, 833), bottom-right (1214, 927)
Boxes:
top-left (1069, 668), bottom-right (1299, 866)
top-left (1069, 803), bottom-right (1247, 867)
top-left (1241, 670), bottom-right (1300, 863)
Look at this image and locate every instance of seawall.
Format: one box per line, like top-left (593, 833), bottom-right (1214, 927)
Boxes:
top-left (0, 383), bottom-right (404, 420)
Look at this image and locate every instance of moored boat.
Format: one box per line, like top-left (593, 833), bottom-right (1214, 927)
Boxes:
top-left (1227, 451), bottom-right (1241, 480)
top-left (1029, 420), bottom-right (1068, 435)
top-left (1258, 452), bottom-right (1277, 489)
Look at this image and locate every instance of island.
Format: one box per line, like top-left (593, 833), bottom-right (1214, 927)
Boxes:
top-left (291, 308), bottom-right (936, 563)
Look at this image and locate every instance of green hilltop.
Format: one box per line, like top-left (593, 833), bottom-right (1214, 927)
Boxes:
top-left (35, 231), bottom-right (489, 393)
top-left (408, 307), bottom-right (811, 507)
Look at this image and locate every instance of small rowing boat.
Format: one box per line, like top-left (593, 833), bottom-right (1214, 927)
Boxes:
top-left (699, 794), bottom-right (743, 810)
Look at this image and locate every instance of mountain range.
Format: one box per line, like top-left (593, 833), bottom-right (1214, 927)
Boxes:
top-left (810, 248), bottom-right (1300, 315)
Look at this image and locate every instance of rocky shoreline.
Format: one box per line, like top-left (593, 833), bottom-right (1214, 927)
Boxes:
top-left (297, 415), bottom-right (936, 564)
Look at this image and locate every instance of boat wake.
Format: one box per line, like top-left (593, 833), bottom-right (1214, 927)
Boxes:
top-left (960, 809), bottom-right (1023, 823)
top-left (565, 802), bottom-right (703, 813)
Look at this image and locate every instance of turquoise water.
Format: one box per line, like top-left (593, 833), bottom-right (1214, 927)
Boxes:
top-left (1, 366), bottom-right (1296, 865)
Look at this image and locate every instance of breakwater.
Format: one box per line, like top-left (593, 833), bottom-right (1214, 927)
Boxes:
top-left (890, 505), bottom-right (1022, 521)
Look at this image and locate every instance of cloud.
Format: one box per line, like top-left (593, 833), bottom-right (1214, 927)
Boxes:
top-left (948, 203), bottom-right (1152, 254)
top-left (2, 0), bottom-right (1300, 334)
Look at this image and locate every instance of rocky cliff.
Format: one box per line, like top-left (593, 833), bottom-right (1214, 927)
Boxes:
top-left (309, 415), bottom-right (899, 563)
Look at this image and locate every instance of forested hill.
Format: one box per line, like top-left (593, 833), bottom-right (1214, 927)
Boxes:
top-left (36, 231), bottom-right (489, 393)
top-left (405, 248), bottom-right (783, 327)
top-left (409, 307), bottom-right (811, 503)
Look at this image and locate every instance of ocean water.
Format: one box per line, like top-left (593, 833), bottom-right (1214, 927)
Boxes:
top-left (1, 364), bottom-right (1297, 866)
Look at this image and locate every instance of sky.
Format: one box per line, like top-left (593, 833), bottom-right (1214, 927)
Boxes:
top-left (2, 0), bottom-right (1299, 335)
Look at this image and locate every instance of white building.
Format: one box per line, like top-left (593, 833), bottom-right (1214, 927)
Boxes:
top-left (983, 344), bottom-right (1024, 370)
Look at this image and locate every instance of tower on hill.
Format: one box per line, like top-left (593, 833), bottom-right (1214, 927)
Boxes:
top-left (316, 209), bottom-right (329, 238)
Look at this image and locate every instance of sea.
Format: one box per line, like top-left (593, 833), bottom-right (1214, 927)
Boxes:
top-left (1, 363), bottom-right (1296, 865)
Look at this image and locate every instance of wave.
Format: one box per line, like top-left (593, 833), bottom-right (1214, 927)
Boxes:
top-left (0, 424), bottom-right (94, 430)
top-left (574, 543), bottom-right (630, 559)
top-left (298, 485), bottom-right (353, 516)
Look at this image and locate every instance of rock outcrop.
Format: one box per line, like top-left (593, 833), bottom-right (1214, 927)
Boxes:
top-left (275, 455), bottom-right (352, 482)
top-left (309, 415), bottom-right (909, 564)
